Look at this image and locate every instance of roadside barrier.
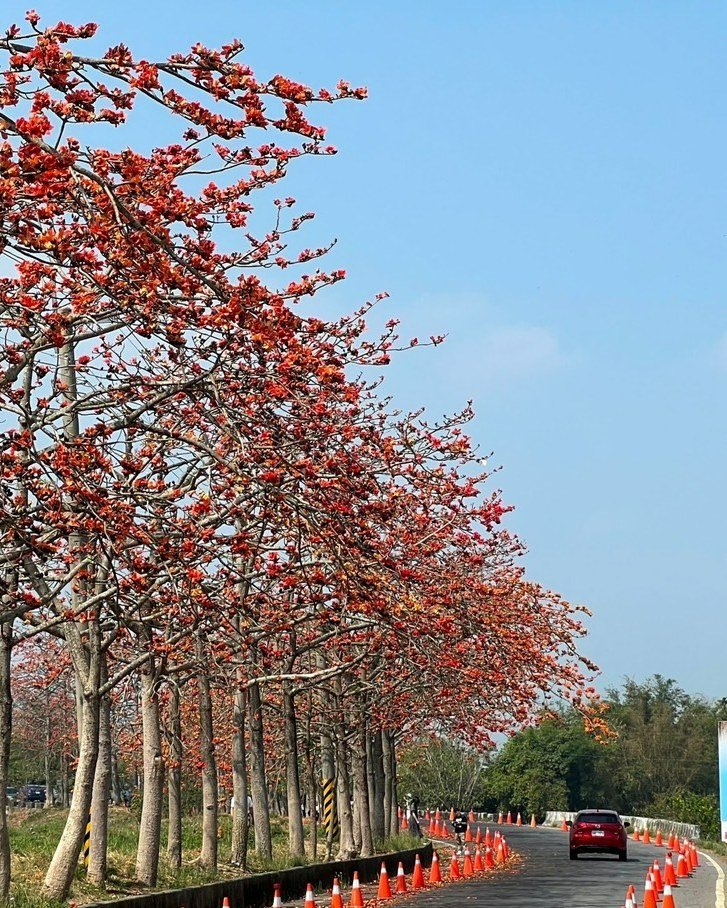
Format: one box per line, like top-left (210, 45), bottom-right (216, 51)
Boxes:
top-left (544, 811), bottom-right (700, 840)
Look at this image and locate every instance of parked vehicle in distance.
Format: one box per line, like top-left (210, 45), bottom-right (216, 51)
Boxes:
top-left (23, 784), bottom-right (46, 805)
top-left (567, 809), bottom-right (630, 860)
top-left (5, 787), bottom-right (18, 807)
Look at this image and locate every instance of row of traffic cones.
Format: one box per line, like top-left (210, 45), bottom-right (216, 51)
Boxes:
top-left (429, 816), bottom-right (536, 839)
top-left (261, 842), bottom-right (516, 908)
top-left (447, 841), bottom-right (510, 880)
top-left (495, 811), bottom-right (537, 826)
top-left (621, 846), bottom-right (702, 908)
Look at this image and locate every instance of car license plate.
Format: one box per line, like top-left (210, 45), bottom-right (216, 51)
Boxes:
top-left (592, 830), bottom-right (605, 837)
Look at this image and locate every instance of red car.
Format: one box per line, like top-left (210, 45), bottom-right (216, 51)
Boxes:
top-left (567, 809), bottom-right (630, 860)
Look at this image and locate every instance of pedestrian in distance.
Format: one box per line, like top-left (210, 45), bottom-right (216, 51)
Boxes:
top-left (453, 811), bottom-right (468, 852)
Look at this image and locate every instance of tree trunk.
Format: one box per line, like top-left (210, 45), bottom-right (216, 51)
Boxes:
top-left (283, 681), bottom-right (305, 857)
top-left (88, 667), bottom-right (112, 885)
top-left (382, 730), bottom-right (395, 840)
top-left (230, 684), bottom-right (249, 868)
top-left (247, 679), bottom-right (272, 859)
top-left (167, 678), bottom-right (183, 869)
top-left (110, 750), bottom-right (122, 807)
top-left (334, 729), bottom-right (355, 859)
top-left (0, 621), bottom-right (13, 897)
top-left (386, 731), bottom-right (399, 838)
top-left (42, 674), bottom-right (100, 899)
top-left (61, 752), bottom-right (69, 808)
top-left (197, 649), bottom-right (218, 870)
top-left (370, 729), bottom-right (385, 842)
top-left (135, 659), bottom-right (164, 887)
top-left (306, 727), bottom-right (318, 860)
top-left (352, 712), bottom-right (373, 856)
top-left (44, 708), bottom-right (53, 809)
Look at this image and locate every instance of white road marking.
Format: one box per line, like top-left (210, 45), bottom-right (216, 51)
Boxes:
top-left (699, 850), bottom-right (726, 908)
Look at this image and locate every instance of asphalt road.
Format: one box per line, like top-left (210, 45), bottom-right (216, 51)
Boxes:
top-left (422, 824), bottom-right (723, 908)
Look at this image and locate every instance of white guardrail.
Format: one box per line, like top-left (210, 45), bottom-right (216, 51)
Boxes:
top-left (543, 811), bottom-right (700, 841)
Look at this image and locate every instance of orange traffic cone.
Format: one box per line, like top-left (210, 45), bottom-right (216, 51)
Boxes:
top-left (662, 884), bottom-right (676, 908)
top-left (331, 878), bottom-right (343, 908)
top-left (305, 884), bottom-right (317, 908)
top-left (272, 884), bottom-right (283, 908)
top-left (656, 829), bottom-right (663, 847)
top-left (485, 846), bottom-right (495, 869)
top-left (475, 827), bottom-right (482, 844)
top-left (530, 814), bottom-right (537, 828)
top-left (465, 825), bottom-right (473, 843)
top-left (502, 837), bottom-right (510, 860)
top-left (449, 853), bottom-right (461, 881)
top-left (664, 852), bottom-right (677, 887)
top-left (561, 817), bottom-right (568, 832)
top-left (485, 827), bottom-right (493, 847)
top-left (634, 828), bottom-right (641, 841)
top-left (401, 814), bottom-right (408, 831)
top-left (652, 860), bottom-right (663, 893)
top-left (497, 811), bottom-right (504, 824)
top-left (643, 877), bottom-right (657, 908)
top-left (429, 851), bottom-right (442, 884)
top-left (506, 811), bottom-right (513, 824)
top-left (462, 848), bottom-right (474, 878)
top-left (625, 896), bottom-right (634, 908)
top-left (469, 809), bottom-right (475, 822)
top-left (643, 827), bottom-right (651, 845)
top-left (412, 854), bottom-right (425, 890)
top-left (350, 872), bottom-right (364, 908)
top-left (516, 813), bottom-right (523, 826)
top-left (676, 851), bottom-right (689, 879)
top-left (692, 844), bottom-right (700, 868)
top-left (223, 899), bottom-right (231, 908)
top-left (668, 833), bottom-right (676, 850)
top-left (395, 862), bottom-right (407, 894)
top-left (685, 846), bottom-right (694, 873)
top-left (496, 840), bottom-right (505, 863)
top-left (450, 807), bottom-right (455, 822)
top-left (474, 846), bottom-right (484, 873)
top-left (377, 863), bottom-right (392, 900)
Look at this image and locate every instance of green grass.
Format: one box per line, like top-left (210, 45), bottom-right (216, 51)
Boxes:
top-left (698, 838), bottom-right (727, 857)
top-left (7, 809), bottom-right (419, 905)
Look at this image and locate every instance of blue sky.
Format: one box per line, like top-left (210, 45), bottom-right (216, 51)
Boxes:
top-left (7, 1), bottom-right (727, 697)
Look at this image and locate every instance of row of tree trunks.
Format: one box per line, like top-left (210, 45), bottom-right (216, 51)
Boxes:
top-left (31, 649), bottom-right (403, 901)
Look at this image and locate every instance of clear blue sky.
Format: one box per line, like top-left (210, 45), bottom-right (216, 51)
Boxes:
top-left (9, 1), bottom-right (727, 697)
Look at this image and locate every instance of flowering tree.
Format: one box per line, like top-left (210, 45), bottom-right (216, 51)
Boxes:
top-left (0, 10), bottom-right (600, 903)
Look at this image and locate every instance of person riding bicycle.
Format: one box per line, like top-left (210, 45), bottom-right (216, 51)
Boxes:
top-left (452, 812), bottom-right (468, 851)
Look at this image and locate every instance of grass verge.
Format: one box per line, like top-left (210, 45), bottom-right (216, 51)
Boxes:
top-left (8, 808), bottom-right (421, 906)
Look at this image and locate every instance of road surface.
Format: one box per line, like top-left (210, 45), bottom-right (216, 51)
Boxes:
top-left (422, 824), bottom-right (725, 908)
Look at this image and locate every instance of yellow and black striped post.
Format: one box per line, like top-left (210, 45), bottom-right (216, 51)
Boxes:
top-left (321, 778), bottom-right (338, 839)
top-left (82, 820), bottom-right (91, 868)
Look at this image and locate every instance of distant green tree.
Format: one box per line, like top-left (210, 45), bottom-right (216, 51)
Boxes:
top-left (487, 710), bottom-right (611, 816)
top-left (397, 739), bottom-right (491, 810)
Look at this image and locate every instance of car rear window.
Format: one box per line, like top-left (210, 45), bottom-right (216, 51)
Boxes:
top-left (576, 812), bottom-right (620, 824)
